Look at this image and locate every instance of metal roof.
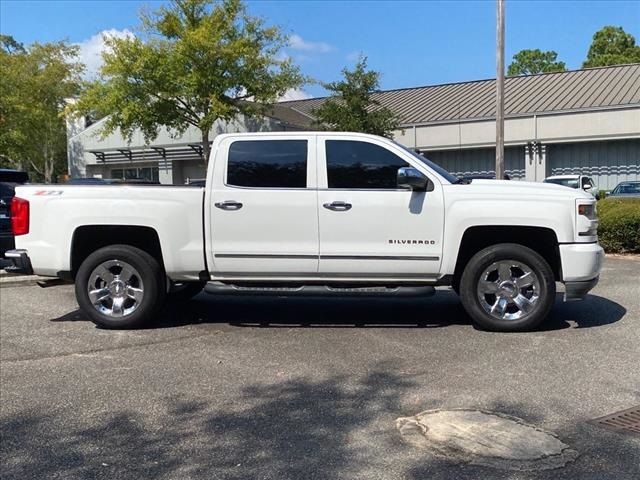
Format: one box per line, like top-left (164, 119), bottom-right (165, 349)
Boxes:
top-left (265, 103), bottom-right (315, 129)
top-left (279, 64), bottom-right (640, 126)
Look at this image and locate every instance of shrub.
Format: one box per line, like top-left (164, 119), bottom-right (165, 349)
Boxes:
top-left (597, 198), bottom-right (640, 253)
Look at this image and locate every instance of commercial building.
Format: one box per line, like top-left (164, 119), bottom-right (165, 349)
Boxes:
top-left (66, 105), bottom-right (313, 184)
top-left (68, 63), bottom-right (640, 189)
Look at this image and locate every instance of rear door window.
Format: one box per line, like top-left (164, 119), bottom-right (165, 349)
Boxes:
top-left (227, 140), bottom-right (308, 188)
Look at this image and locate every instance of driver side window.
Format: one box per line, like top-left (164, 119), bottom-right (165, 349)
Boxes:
top-left (325, 140), bottom-right (409, 189)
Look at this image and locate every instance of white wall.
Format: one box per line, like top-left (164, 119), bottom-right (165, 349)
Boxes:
top-left (393, 107), bottom-right (640, 151)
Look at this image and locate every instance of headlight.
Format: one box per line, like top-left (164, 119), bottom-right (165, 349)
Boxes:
top-left (578, 203), bottom-right (596, 219)
top-left (577, 201), bottom-right (598, 237)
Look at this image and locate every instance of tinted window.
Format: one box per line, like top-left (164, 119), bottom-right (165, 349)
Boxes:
top-left (326, 140), bottom-right (409, 189)
top-left (0, 170), bottom-right (28, 183)
top-left (227, 140), bottom-right (307, 188)
top-left (613, 182), bottom-right (640, 194)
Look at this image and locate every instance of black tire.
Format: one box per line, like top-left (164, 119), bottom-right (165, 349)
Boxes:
top-left (168, 281), bottom-right (206, 302)
top-left (459, 243), bottom-right (556, 332)
top-left (75, 245), bottom-right (166, 329)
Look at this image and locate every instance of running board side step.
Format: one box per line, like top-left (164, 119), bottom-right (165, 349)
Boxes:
top-left (203, 282), bottom-right (435, 297)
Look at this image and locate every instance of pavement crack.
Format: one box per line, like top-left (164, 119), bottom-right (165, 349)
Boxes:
top-left (0, 330), bottom-right (222, 364)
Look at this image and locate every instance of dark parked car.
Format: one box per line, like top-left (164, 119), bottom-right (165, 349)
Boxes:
top-left (66, 177), bottom-right (160, 185)
top-left (0, 169), bottom-right (29, 267)
top-left (607, 181), bottom-right (640, 198)
top-left (66, 177), bottom-right (109, 185)
top-left (457, 174), bottom-right (511, 183)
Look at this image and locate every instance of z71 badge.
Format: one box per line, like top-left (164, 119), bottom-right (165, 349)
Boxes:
top-left (34, 190), bottom-right (64, 196)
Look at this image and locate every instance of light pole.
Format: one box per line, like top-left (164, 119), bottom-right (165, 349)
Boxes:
top-left (495, 0), bottom-right (505, 179)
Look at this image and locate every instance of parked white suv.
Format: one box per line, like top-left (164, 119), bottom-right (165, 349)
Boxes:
top-left (544, 174), bottom-right (598, 198)
top-left (5, 132), bottom-right (603, 331)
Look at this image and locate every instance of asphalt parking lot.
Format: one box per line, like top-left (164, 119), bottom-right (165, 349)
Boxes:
top-left (1, 256), bottom-right (639, 480)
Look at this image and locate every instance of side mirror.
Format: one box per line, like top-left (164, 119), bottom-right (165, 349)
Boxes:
top-left (397, 167), bottom-right (432, 192)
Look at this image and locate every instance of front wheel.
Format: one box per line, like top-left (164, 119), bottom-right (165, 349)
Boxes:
top-left (459, 243), bottom-right (556, 332)
top-left (75, 245), bottom-right (166, 329)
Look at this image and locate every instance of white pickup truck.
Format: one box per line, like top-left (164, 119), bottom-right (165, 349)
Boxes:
top-left (5, 132), bottom-right (603, 331)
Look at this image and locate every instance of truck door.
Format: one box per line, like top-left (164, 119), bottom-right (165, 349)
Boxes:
top-left (317, 136), bottom-right (444, 277)
top-left (208, 135), bottom-right (319, 274)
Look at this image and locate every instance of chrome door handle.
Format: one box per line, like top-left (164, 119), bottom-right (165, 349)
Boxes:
top-left (323, 201), bottom-right (352, 211)
top-left (215, 200), bottom-right (243, 211)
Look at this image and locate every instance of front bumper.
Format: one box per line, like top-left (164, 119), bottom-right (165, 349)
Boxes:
top-left (559, 242), bottom-right (604, 282)
top-left (564, 276), bottom-right (599, 301)
top-left (559, 242), bottom-right (603, 301)
top-left (3, 249), bottom-right (34, 275)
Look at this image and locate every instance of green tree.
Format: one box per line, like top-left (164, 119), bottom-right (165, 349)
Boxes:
top-left (313, 56), bottom-right (399, 138)
top-left (0, 36), bottom-right (82, 182)
top-left (73, 0), bottom-right (304, 163)
top-left (583, 26), bottom-right (640, 68)
top-left (507, 49), bottom-right (566, 76)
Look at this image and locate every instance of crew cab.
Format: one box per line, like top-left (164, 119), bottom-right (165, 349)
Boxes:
top-left (5, 132), bottom-right (603, 331)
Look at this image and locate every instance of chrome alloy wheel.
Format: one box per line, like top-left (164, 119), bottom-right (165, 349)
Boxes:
top-left (476, 260), bottom-right (540, 321)
top-left (87, 260), bottom-right (144, 318)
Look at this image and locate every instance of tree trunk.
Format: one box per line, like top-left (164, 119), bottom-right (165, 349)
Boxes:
top-left (44, 131), bottom-right (52, 184)
top-left (45, 154), bottom-right (54, 184)
top-left (201, 129), bottom-right (210, 165)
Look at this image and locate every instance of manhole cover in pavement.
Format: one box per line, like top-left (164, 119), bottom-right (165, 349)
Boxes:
top-left (396, 409), bottom-right (578, 471)
top-left (589, 406), bottom-right (640, 436)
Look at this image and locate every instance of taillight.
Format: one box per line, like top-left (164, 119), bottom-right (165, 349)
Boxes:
top-left (10, 197), bottom-right (29, 235)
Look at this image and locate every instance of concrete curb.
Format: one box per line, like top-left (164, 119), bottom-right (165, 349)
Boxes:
top-left (605, 253), bottom-right (640, 260)
top-left (0, 273), bottom-right (52, 287)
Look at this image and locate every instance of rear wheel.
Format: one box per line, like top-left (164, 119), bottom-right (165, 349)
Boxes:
top-left (459, 243), bottom-right (555, 332)
top-left (75, 245), bottom-right (165, 329)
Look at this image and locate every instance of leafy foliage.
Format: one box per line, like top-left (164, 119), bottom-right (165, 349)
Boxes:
top-left (313, 57), bottom-right (399, 138)
top-left (583, 26), bottom-right (640, 68)
top-left (507, 49), bottom-right (566, 76)
top-left (597, 198), bottom-right (640, 253)
top-left (0, 35), bottom-right (82, 182)
top-left (73, 0), bottom-right (305, 162)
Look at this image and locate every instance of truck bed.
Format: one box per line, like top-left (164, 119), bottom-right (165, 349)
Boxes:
top-left (13, 184), bottom-right (206, 279)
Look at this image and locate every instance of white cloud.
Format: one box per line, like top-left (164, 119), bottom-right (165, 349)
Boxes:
top-left (289, 34), bottom-right (333, 54)
top-left (76, 29), bottom-right (135, 79)
top-left (278, 88), bottom-right (313, 102)
top-left (346, 51), bottom-right (363, 62)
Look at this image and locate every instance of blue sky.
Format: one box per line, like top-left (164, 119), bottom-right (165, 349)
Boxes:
top-left (1, 0), bottom-right (639, 99)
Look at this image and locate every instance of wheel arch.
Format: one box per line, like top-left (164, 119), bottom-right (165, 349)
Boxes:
top-left (451, 226), bottom-right (562, 291)
top-left (70, 225), bottom-right (165, 279)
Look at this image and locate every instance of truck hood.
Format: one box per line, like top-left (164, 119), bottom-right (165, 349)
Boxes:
top-left (455, 179), bottom-right (593, 200)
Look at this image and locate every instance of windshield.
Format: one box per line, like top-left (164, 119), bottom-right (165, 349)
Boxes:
top-left (544, 178), bottom-right (580, 188)
top-left (612, 182), bottom-right (640, 195)
top-left (396, 143), bottom-right (460, 184)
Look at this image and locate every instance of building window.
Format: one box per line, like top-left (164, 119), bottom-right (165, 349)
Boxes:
top-left (111, 167), bottom-right (159, 182)
top-left (326, 140), bottom-right (409, 189)
top-left (227, 140), bottom-right (307, 188)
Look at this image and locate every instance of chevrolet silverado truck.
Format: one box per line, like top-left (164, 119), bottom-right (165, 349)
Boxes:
top-left (5, 132), bottom-right (603, 331)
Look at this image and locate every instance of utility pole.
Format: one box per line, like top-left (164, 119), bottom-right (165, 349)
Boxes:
top-left (495, 0), bottom-right (505, 179)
